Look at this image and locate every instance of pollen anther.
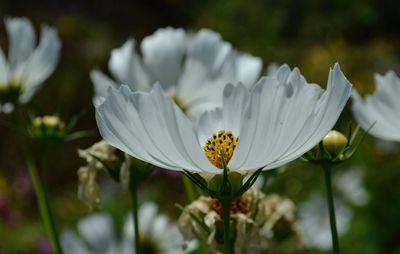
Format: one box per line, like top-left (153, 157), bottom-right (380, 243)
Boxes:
top-left (203, 130), bottom-right (238, 169)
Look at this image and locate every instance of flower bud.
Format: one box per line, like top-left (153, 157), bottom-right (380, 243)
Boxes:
top-left (28, 115), bottom-right (67, 141)
top-left (322, 130), bottom-right (348, 157)
top-left (207, 171), bottom-right (244, 194)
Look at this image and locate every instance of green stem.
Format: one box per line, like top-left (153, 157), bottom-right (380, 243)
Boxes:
top-left (130, 185), bottom-right (141, 254)
top-left (323, 164), bottom-right (340, 254)
top-left (27, 159), bottom-right (63, 254)
top-left (40, 142), bottom-right (50, 190)
top-left (220, 198), bottom-right (233, 254)
top-left (14, 111), bottom-right (62, 254)
top-left (182, 175), bottom-right (197, 202)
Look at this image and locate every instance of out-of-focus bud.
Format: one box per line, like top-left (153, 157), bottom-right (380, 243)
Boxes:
top-left (28, 115), bottom-right (67, 141)
top-left (322, 130), bottom-right (348, 157)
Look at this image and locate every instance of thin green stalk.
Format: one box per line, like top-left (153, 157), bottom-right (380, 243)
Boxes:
top-left (220, 198), bottom-right (233, 254)
top-left (182, 176), bottom-right (197, 202)
top-left (322, 164), bottom-right (340, 254)
top-left (27, 159), bottom-right (63, 254)
top-left (130, 184), bottom-right (141, 254)
top-left (14, 111), bottom-right (62, 254)
top-left (40, 142), bottom-right (50, 190)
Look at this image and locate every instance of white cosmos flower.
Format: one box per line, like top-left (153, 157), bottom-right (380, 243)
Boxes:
top-left (60, 202), bottom-right (192, 254)
top-left (95, 63), bottom-right (351, 176)
top-left (299, 193), bottom-right (352, 251)
top-left (352, 71), bottom-right (400, 141)
top-left (0, 17), bottom-right (61, 113)
top-left (90, 27), bottom-right (262, 117)
top-left (334, 166), bottom-right (369, 207)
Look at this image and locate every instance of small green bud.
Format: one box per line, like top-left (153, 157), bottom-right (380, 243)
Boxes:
top-left (208, 174), bottom-right (223, 191)
top-left (207, 171), bottom-right (244, 193)
top-left (28, 115), bottom-right (67, 141)
top-left (228, 171), bottom-right (244, 193)
top-left (322, 130), bottom-right (348, 157)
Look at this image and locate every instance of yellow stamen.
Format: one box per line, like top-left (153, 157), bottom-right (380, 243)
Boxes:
top-left (203, 130), bottom-right (238, 169)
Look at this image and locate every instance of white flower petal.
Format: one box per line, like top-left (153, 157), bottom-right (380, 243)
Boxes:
top-left (77, 213), bottom-right (116, 253)
top-left (221, 83), bottom-right (251, 135)
top-left (5, 17), bottom-right (36, 68)
top-left (108, 39), bottom-right (150, 91)
top-left (244, 69), bottom-right (323, 168)
top-left (90, 70), bottom-right (119, 107)
top-left (196, 83), bottom-right (250, 145)
top-left (334, 166), bottom-right (369, 206)
top-left (96, 84), bottom-right (219, 173)
top-left (352, 71), bottom-right (400, 141)
top-left (96, 86), bottom-right (178, 170)
top-left (0, 48), bottom-right (8, 83)
top-left (19, 24), bottom-right (61, 103)
top-left (228, 77), bottom-right (272, 170)
top-left (60, 229), bottom-right (91, 254)
top-left (196, 108), bottom-right (223, 145)
top-left (235, 53), bottom-right (262, 87)
top-left (230, 64), bottom-right (351, 171)
top-left (266, 64), bottom-right (352, 168)
top-left (187, 29), bottom-right (232, 78)
top-left (141, 28), bottom-right (185, 90)
top-left (299, 194), bottom-right (352, 250)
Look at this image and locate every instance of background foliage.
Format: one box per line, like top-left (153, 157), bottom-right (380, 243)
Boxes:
top-left (0, 0), bottom-right (399, 253)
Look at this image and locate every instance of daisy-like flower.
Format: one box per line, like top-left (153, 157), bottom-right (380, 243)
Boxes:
top-left (0, 17), bottom-right (61, 113)
top-left (334, 166), bottom-right (369, 207)
top-left (60, 202), bottom-right (193, 254)
top-left (298, 193), bottom-right (352, 251)
top-left (90, 27), bottom-right (262, 117)
top-left (96, 63), bottom-right (351, 180)
top-left (352, 71), bottom-right (400, 141)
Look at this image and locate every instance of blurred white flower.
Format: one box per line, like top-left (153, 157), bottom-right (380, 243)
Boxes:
top-left (90, 28), bottom-right (262, 117)
top-left (299, 193), bottom-right (352, 251)
top-left (61, 202), bottom-right (192, 254)
top-left (352, 71), bottom-right (400, 141)
top-left (96, 64), bottom-right (351, 178)
top-left (0, 17), bottom-right (61, 113)
top-left (334, 166), bottom-right (369, 206)
top-left (178, 188), bottom-right (302, 254)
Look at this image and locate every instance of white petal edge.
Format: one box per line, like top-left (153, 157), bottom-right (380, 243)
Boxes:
top-left (108, 38), bottom-right (150, 92)
top-left (96, 84), bottom-right (220, 173)
top-left (5, 17), bottom-right (36, 68)
top-left (19, 24), bottom-right (61, 103)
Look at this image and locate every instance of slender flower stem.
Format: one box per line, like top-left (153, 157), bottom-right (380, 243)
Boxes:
top-left (14, 111), bottom-right (62, 254)
top-left (220, 198), bottom-right (233, 254)
top-left (27, 159), bottom-right (63, 254)
top-left (40, 143), bottom-right (50, 190)
top-left (130, 184), bottom-right (141, 254)
top-left (322, 163), bottom-right (340, 254)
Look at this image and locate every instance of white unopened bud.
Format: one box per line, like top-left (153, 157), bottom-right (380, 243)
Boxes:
top-left (322, 130), bottom-right (348, 157)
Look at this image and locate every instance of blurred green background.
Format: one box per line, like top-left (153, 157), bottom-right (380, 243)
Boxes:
top-left (0, 0), bottom-right (400, 253)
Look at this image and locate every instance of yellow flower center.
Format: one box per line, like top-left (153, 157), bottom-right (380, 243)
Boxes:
top-left (203, 130), bottom-right (238, 169)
